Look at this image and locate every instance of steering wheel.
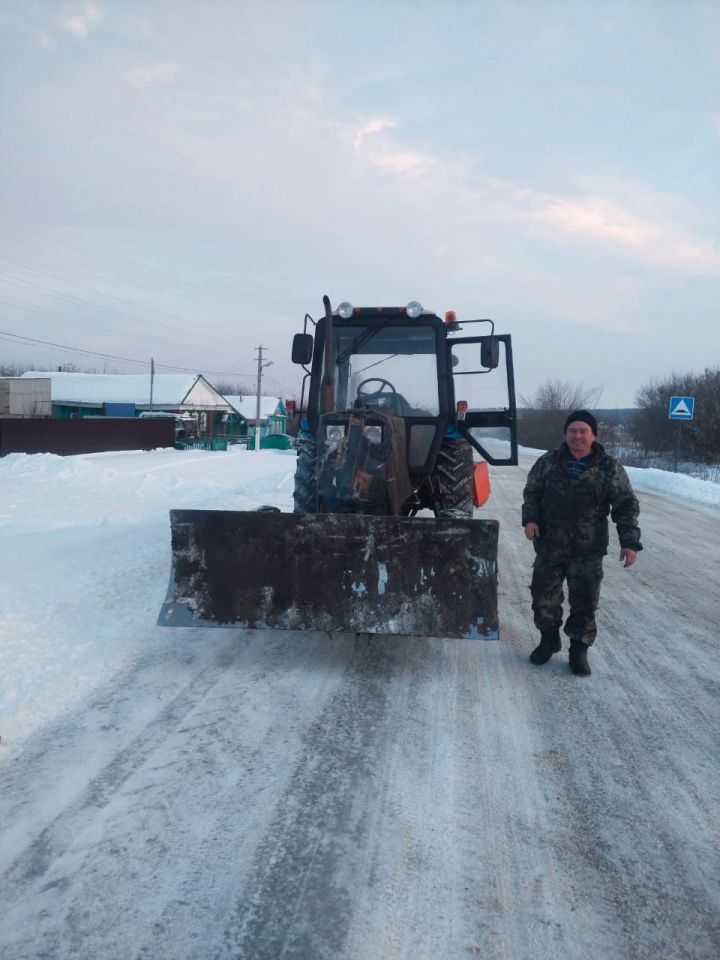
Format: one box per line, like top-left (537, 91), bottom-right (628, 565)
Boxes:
top-left (356, 378), bottom-right (398, 400)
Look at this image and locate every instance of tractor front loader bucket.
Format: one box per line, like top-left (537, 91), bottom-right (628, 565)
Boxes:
top-left (159, 510), bottom-right (500, 639)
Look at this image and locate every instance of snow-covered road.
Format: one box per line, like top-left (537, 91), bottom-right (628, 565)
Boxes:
top-left (1, 447), bottom-right (718, 959)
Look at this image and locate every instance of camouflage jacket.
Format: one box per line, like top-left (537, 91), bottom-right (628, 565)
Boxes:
top-left (521, 442), bottom-right (643, 557)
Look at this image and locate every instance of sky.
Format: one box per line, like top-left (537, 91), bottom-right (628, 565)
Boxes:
top-left (1, 0), bottom-right (718, 406)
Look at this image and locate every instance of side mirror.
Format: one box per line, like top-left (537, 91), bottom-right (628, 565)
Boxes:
top-left (480, 336), bottom-right (500, 369)
top-left (292, 333), bottom-right (313, 365)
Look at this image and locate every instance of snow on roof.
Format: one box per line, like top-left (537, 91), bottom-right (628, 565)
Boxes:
top-left (21, 372), bottom-right (230, 409)
top-left (224, 395), bottom-right (284, 421)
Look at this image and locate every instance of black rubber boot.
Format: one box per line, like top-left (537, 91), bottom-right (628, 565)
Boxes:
top-left (569, 641), bottom-right (591, 676)
top-left (529, 628), bottom-right (561, 665)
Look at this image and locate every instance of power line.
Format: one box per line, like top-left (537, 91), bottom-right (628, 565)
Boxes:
top-left (0, 256), bottom-right (259, 345)
top-left (0, 295), bottom-right (207, 361)
top-left (0, 294), bottom-right (264, 372)
top-left (0, 257), bottom-right (300, 390)
top-left (0, 327), bottom-right (246, 377)
top-left (0, 326), bottom-right (297, 393)
top-left (0, 293), bottom-right (153, 335)
top-left (260, 371), bottom-right (296, 393)
top-left (0, 328), bottom-right (178, 369)
top-left (0, 255), bottom-right (190, 323)
top-left (0, 272), bottom-right (175, 331)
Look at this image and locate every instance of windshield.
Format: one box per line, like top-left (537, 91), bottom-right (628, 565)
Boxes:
top-left (331, 325), bottom-right (440, 416)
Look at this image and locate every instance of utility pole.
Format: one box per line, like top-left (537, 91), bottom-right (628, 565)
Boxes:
top-left (674, 421), bottom-right (682, 473)
top-left (254, 346), bottom-right (273, 452)
top-left (149, 357), bottom-right (155, 410)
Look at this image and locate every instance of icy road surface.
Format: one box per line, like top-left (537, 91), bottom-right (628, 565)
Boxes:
top-left (0, 447), bottom-right (718, 959)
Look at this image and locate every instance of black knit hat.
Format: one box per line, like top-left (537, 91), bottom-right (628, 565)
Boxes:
top-left (563, 409), bottom-right (598, 435)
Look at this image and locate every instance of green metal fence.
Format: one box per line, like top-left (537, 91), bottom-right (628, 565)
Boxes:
top-left (247, 433), bottom-right (293, 450)
top-left (175, 438), bottom-right (228, 451)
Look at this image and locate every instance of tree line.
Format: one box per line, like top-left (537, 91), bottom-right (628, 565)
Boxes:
top-left (633, 368), bottom-right (720, 464)
top-left (519, 367), bottom-right (720, 466)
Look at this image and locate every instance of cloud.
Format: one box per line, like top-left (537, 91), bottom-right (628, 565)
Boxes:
top-left (125, 63), bottom-right (182, 88)
top-left (58, 3), bottom-right (104, 38)
top-left (530, 193), bottom-right (720, 276)
top-left (346, 116), bottom-right (720, 277)
top-left (534, 197), bottom-right (651, 246)
top-left (351, 117), bottom-right (434, 178)
top-left (352, 117), bottom-right (397, 149)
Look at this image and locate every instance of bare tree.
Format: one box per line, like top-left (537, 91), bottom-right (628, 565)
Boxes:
top-left (213, 380), bottom-right (251, 398)
top-left (633, 367), bottom-right (720, 464)
top-left (519, 379), bottom-right (603, 450)
top-left (0, 362), bottom-right (32, 377)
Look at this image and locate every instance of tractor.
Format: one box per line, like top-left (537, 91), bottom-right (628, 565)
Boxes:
top-left (160, 296), bottom-right (517, 639)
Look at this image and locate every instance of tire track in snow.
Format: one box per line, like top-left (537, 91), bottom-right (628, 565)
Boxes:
top-left (216, 637), bottom-right (399, 960)
top-left (0, 631), bottom-right (354, 960)
top-left (1, 644), bottom-right (247, 890)
top-left (1, 452), bottom-right (718, 959)
top-left (487, 454), bottom-right (720, 960)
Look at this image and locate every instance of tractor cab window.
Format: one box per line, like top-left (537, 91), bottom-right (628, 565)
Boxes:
top-left (332, 325), bottom-right (440, 416)
top-left (451, 338), bottom-right (514, 462)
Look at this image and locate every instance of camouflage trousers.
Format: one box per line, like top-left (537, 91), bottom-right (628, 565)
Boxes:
top-left (530, 552), bottom-right (604, 646)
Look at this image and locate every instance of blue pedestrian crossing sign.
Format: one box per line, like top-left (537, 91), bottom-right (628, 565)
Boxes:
top-left (668, 396), bottom-right (695, 420)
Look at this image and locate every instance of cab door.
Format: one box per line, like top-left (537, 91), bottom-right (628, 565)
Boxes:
top-left (448, 333), bottom-right (518, 465)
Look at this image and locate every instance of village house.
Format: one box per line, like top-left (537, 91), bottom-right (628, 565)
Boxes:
top-left (19, 372), bottom-right (234, 438)
top-left (223, 395), bottom-right (288, 447)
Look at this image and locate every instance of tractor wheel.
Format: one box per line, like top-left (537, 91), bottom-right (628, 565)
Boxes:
top-left (293, 437), bottom-right (317, 513)
top-left (435, 438), bottom-right (474, 518)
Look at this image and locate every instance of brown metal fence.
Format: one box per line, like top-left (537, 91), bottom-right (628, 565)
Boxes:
top-left (0, 418), bottom-right (175, 457)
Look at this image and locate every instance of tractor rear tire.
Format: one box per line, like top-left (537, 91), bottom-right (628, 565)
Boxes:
top-left (435, 438), bottom-right (474, 518)
top-left (293, 437), bottom-right (317, 513)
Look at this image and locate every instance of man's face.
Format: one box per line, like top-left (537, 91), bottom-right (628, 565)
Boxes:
top-left (565, 421), bottom-right (595, 458)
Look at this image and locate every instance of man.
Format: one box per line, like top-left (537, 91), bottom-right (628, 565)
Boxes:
top-left (522, 410), bottom-right (642, 676)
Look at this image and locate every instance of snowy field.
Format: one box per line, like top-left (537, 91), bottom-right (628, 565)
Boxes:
top-left (0, 446), bottom-right (299, 746)
top-left (1, 445), bottom-right (718, 959)
top-left (2, 444), bottom-right (717, 748)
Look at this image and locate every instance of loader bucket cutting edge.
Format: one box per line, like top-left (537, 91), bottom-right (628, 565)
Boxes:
top-left (159, 510), bottom-right (500, 639)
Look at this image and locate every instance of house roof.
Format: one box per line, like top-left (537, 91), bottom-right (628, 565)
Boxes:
top-left (20, 372), bottom-right (233, 410)
top-left (224, 395), bottom-right (285, 421)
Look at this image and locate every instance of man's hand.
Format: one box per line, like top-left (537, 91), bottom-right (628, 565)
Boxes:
top-left (524, 522), bottom-right (540, 541)
top-left (619, 548), bottom-right (637, 568)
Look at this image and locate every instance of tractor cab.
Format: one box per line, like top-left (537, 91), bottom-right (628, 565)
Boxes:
top-left (292, 299), bottom-right (517, 469)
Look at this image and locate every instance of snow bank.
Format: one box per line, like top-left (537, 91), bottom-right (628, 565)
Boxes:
top-left (0, 447), bottom-right (297, 748)
top-left (624, 466), bottom-right (720, 506)
top-left (519, 445), bottom-right (720, 507)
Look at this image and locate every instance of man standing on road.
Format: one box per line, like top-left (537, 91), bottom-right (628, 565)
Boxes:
top-left (521, 410), bottom-right (642, 676)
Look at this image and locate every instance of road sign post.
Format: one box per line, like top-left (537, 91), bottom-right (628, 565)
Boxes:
top-left (668, 396), bottom-right (695, 473)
